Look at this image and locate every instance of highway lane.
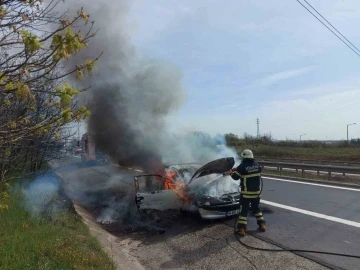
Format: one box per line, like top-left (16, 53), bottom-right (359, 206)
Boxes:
top-left (244, 208), bottom-right (360, 270)
top-left (246, 176), bottom-right (360, 270)
top-left (262, 177), bottom-right (360, 222)
top-left (56, 159), bottom-right (327, 270)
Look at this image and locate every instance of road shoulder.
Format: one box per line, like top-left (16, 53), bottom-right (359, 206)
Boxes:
top-left (72, 203), bottom-right (145, 270)
top-left (56, 170), bottom-right (145, 270)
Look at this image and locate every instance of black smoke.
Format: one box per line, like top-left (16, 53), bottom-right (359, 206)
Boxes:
top-left (60, 0), bottom-right (185, 170)
top-left (55, 0), bottom-right (239, 168)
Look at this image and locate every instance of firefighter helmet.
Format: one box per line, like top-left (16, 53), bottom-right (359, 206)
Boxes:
top-left (240, 149), bottom-right (254, 159)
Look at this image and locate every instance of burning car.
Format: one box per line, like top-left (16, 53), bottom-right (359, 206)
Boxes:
top-left (133, 157), bottom-right (241, 219)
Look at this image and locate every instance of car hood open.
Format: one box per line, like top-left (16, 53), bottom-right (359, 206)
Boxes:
top-left (188, 157), bottom-right (235, 184)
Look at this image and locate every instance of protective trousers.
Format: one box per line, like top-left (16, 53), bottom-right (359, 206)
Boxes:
top-left (237, 196), bottom-right (265, 229)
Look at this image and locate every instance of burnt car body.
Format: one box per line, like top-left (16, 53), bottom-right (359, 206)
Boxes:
top-left (133, 157), bottom-right (241, 219)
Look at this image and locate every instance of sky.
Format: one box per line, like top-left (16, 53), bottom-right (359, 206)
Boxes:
top-left (98, 0), bottom-right (360, 141)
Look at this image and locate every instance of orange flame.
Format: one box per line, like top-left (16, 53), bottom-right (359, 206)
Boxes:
top-left (163, 170), bottom-right (192, 205)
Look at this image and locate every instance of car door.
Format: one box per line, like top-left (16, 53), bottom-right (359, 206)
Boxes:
top-left (134, 174), bottom-right (184, 212)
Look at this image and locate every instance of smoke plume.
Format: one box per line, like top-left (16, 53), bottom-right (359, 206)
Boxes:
top-left (48, 1), bottom-right (242, 226)
top-left (57, 0), bottom-right (241, 170)
top-left (68, 0), bottom-right (240, 189)
top-left (59, 0), bottom-right (185, 171)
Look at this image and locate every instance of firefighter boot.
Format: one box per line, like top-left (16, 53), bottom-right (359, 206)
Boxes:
top-left (235, 227), bottom-right (246, 237)
top-left (258, 223), bottom-right (266, 232)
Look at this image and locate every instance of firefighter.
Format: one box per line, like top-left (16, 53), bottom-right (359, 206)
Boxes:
top-left (224, 149), bottom-right (266, 236)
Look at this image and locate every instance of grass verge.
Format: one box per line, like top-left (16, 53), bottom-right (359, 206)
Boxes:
top-left (262, 168), bottom-right (360, 185)
top-left (234, 145), bottom-right (360, 162)
top-left (0, 188), bottom-right (115, 270)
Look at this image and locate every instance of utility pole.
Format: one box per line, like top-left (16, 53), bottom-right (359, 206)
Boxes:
top-left (77, 122), bottom-right (80, 141)
top-left (256, 118), bottom-right (260, 137)
top-left (300, 134), bottom-right (306, 142)
top-left (347, 123), bottom-right (356, 144)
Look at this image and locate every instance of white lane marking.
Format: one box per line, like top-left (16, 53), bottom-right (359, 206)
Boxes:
top-left (261, 200), bottom-right (360, 228)
top-left (72, 155), bottom-right (81, 159)
top-left (263, 176), bottom-right (360, 192)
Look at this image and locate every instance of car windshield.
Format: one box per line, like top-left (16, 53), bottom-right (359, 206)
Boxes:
top-left (165, 164), bottom-right (201, 185)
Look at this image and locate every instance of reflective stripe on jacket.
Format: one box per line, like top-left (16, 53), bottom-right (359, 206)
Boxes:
top-left (230, 158), bottom-right (261, 198)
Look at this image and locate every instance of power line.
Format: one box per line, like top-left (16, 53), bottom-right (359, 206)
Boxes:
top-left (303, 0), bottom-right (360, 54)
top-left (295, 0), bottom-right (360, 58)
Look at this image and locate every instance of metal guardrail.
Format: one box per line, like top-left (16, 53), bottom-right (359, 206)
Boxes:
top-left (258, 161), bottom-right (360, 179)
top-left (258, 157), bottom-right (360, 167)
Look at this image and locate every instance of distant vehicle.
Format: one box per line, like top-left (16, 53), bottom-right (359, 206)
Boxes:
top-left (73, 146), bottom-right (82, 155)
top-left (133, 157), bottom-right (240, 219)
top-left (80, 133), bottom-right (108, 164)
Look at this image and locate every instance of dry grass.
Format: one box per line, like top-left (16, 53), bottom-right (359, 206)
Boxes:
top-left (234, 144), bottom-right (360, 162)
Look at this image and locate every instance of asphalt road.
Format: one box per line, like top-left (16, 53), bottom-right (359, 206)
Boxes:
top-left (246, 176), bottom-right (360, 270)
top-left (56, 158), bottom-right (360, 270)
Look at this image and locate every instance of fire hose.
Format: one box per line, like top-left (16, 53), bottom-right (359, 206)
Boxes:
top-left (226, 175), bottom-right (360, 259)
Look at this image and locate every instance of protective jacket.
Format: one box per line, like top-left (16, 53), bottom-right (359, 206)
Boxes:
top-left (230, 158), bottom-right (262, 199)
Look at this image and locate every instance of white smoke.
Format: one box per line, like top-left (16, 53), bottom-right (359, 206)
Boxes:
top-left (22, 174), bottom-right (73, 218)
top-left (160, 132), bottom-right (240, 164)
top-left (188, 174), bottom-right (240, 198)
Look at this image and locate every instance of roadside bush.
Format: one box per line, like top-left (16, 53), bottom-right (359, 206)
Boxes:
top-left (0, 0), bottom-right (100, 181)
